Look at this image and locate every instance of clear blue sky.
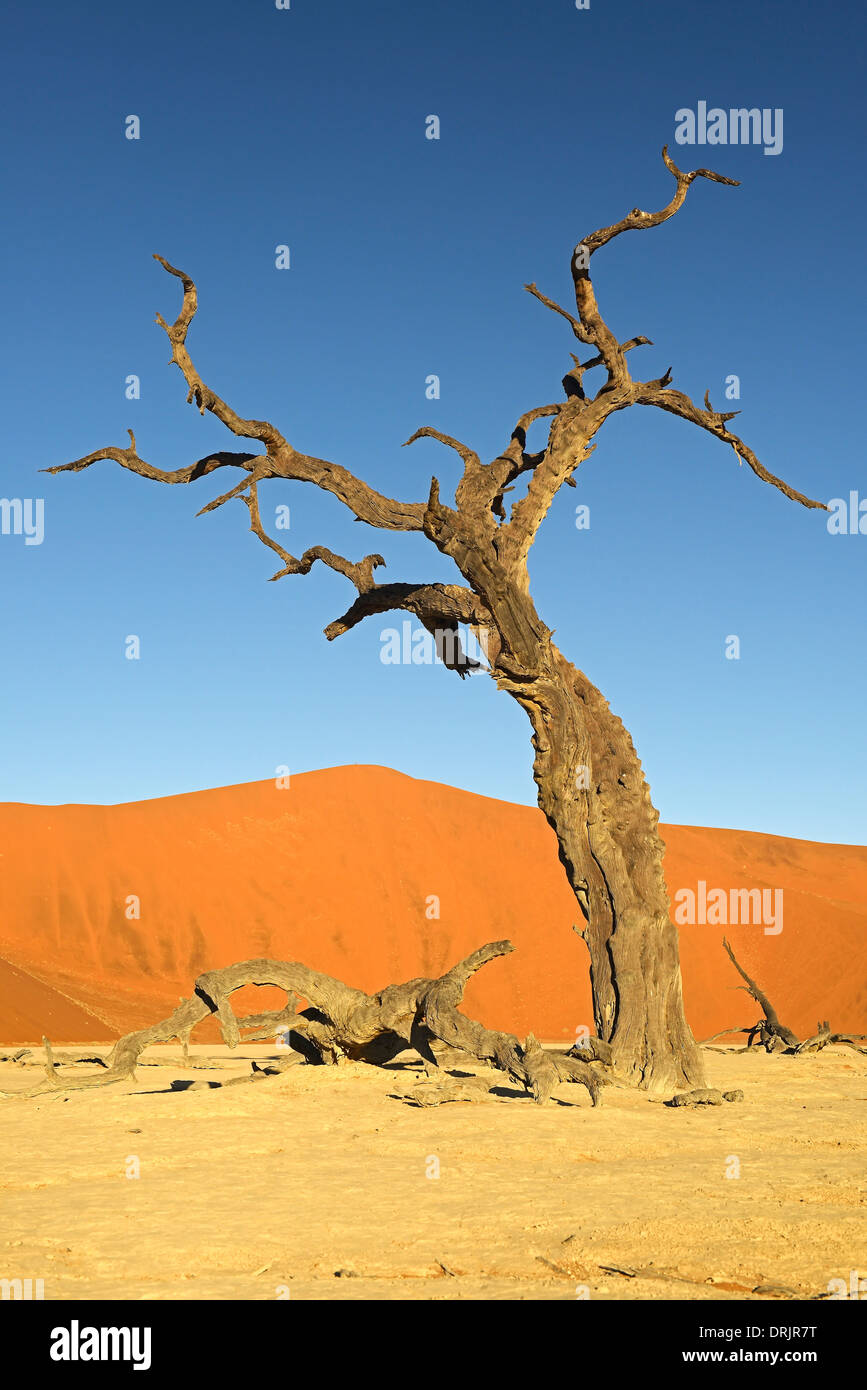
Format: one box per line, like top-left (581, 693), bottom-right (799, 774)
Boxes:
top-left (1, 0), bottom-right (865, 842)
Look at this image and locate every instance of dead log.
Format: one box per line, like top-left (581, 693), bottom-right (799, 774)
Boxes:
top-left (0, 940), bottom-right (611, 1106)
top-left (704, 940), bottom-right (867, 1056)
top-left (665, 1087), bottom-right (744, 1108)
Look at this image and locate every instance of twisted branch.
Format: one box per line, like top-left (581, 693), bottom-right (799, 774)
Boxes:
top-left (580, 145), bottom-right (740, 257)
top-left (47, 256), bottom-right (426, 536)
top-left (1, 942), bottom-right (612, 1106)
top-left (633, 383), bottom-right (827, 510)
top-left (240, 480), bottom-right (385, 589)
top-left (43, 429), bottom-right (260, 487)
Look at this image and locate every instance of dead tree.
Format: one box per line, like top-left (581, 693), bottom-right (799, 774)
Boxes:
top-left (702, 939), bottom-right (867, 1055)
top-left (46, 148), bottom-right (825, 1092)
top-left (1, 941), bottom-right (611, 1106)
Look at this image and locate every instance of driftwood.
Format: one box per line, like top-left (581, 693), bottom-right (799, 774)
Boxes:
top-left (702, 939), bottom-right (867, 1056)
top-left (0, 940), bottom-right (611, 1106)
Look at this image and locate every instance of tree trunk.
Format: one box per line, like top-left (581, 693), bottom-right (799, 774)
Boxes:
top-left (488, 610), bottom-right (704, 1092)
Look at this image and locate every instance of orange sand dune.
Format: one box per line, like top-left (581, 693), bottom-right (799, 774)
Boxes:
top-left (0, 765), bottom-right (864, 1046)
top-left (0, 958), bottom-right (108, 1044)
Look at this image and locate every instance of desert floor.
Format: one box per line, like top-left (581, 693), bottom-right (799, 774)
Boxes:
top-left (1, 1044), bottom-right (864, 1301)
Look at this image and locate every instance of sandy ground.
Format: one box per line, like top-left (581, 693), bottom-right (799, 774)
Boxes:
top-left (1, 1043), bottom-right (864, 1302)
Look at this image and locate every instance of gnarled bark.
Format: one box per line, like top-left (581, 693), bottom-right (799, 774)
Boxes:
top-left (479, 594), bottom-right (701, 1089)
top-left (528, 650), bottom-right (701, 1090)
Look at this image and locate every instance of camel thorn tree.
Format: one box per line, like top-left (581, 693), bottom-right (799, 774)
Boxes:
top-left (46, 146), bottom-right (825, 1093)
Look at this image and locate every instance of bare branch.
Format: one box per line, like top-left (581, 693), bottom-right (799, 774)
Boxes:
top-left (511, 403), bottom-right (564, 441)
top-left (324, 580), bottom-right (492, 640)
top-left (241, 481), bottom-right (385, 589)
top-left (402, 427), bottom-right (480, 471)
top-left (43, 430), bottom-right (260, 484)
top-left (234, 481), bottom-right (494, 673)
top-left (403, 425), bottom-right (500, 521)
top-left (485, 403), bottom-right (564, 518)
top-left (580, 146), bottom-right (740, 256)
top-left (704, 389), bottom-right (740, 423)
top-left (324, 579), bottom-right (498, 677)
top-left (150, 255), bottom-right (428, 532)
top-left (634, 382), bottom-right (827, 510)
top-left (153, 255), bottom-right (288, 450)
top-left (523, 274), bottom-right (652, 397)
top-left (48, 258), bottom-right (428, 535)
top-left (524, 281), bottom-right (593, 344)
top-left (566, 147), bottom-right (739, 388)
top-left (577, 336), bottom-right (653, 374)
top-left (699, 1025), bottom-right (761, 1045)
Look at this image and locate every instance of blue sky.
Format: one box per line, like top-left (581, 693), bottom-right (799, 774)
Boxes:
top-left (1, 0), bottom-right (864, 842)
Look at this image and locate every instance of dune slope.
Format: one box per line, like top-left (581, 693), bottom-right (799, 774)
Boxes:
top-left (0, 765), bottom-right (864, 1044)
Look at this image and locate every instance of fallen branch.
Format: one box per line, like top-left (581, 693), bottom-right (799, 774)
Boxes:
top-left (0, 941), bottom-right (612, 1106)
top-left (704, 940), bottom-right (867, 1056)
top-left (665, 1087), bottom-right (744, 1108)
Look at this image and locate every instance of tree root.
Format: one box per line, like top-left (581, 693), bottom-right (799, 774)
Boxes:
top-left (0, 940), bottom-right (611, 1106)
top-left (702, 940), bottom-right (867, 1056)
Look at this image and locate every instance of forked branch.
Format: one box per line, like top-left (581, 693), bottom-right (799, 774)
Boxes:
top-left (579, 145), bottom-right (739, 258)
top-left (45, 160), bottom-right (827, 663)
top-left (44, 429), bottom-right (260, 488)
top-left (633, 383), bottom-right (827, 510)
top-left (47, 255), bottom-right (427, 535)
top-left (567, 147), bottom-right (738, 385)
